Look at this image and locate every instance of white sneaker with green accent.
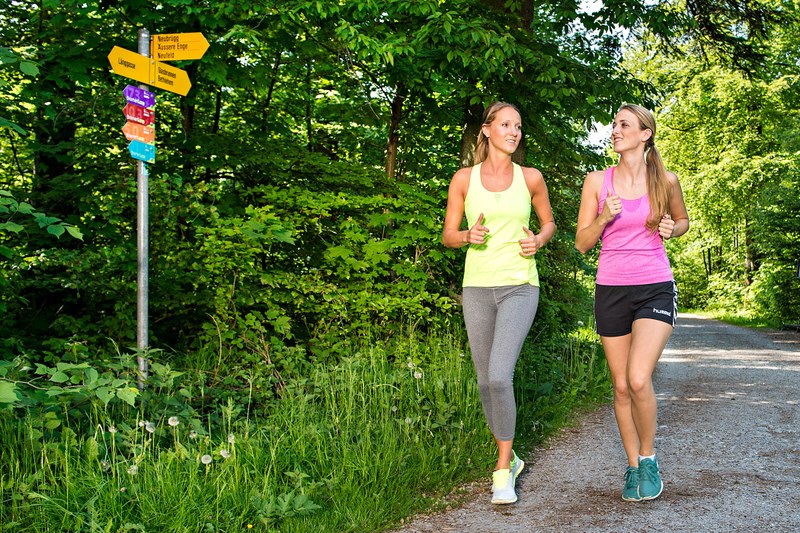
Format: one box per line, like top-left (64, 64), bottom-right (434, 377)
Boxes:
top-left (491, 450), bottom-right (524, 504)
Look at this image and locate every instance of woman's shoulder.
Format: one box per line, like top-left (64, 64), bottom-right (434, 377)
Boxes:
top-left (583, 168), bottom-right (607, 188)
top-left (665, 170), bottom-right (680, 185)
top-left (452, 166), bottom-right (473, 182)
top-left (518, 164), bottom-right (544, 181)
top-left (448, 166), bottom-right (473, 193)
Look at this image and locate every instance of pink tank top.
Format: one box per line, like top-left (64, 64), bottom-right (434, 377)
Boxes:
top-left (596, 167), bottom-right (673, 286)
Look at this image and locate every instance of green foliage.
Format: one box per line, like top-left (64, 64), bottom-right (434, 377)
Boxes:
top-left (0, 325), bottom-right (607, 532)
top-left (624, 20), bottom-right (800, 322)
top-left (0, 0), bottom-right (678, 359)
top-left (0, 190), bottom-right (83, 241)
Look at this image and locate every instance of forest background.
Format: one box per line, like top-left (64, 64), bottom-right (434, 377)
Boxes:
top-left (1, 0), bottom-right (799, 531)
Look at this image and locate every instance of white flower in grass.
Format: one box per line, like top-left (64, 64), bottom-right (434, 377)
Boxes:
top-left (577, 320), bottom-right (584, 327)
top-left (413, 371), bottom-right (422, 380)
top-left (168, 416), bottom-right (179, 427)
top-left (201, 454), bottom-right (212, 465)
top-left (138, 420), bottom-right (146, 427)
top-left (405, 417), bottom-right (413, 425)
top-left (127, 464), bottom-right (138, 475)
top-left (459, 352), bottom-right (466, 358)
top-left (107, 425), bottom-right (117, 434)
top-left (391, 405), bottom-right (398, 413)
top-left (407, 361), bottom-right (414, 369)
top-left (227, 433), bottom-right (235, 445)
top-left (101, 460), bottom-right (111, 472)
top-left (120, 486), bottom-right (127, 493)
top-left (145, 422), bottom-right (156, 433)
top-left (189, 430), bottom-right (198, 439)
top-left (220, 449), bottom-right (231, 459)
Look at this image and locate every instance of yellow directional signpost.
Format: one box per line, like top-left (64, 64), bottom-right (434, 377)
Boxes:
top-left (107, 46), bottom-right (151, 86)
top-left (107, 28), bottom-right (208, 391)
top-left (151, 32), bottom-right (210, 61)
top-left (108, 45), bottom-right (191, 96)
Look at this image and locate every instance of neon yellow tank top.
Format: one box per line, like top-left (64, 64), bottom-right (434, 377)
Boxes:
top-left (463, 163), bottom-right (539, 288)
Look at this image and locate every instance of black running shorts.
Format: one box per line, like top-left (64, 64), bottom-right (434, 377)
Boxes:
top-left (594, 281), bottom-right (678, 337)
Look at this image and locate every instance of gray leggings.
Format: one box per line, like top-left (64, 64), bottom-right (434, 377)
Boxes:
top-left (462, 284), bottom-right (539, 441)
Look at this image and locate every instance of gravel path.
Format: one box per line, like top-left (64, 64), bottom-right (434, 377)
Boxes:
top-left (394, 313), bottom-right (800, 532)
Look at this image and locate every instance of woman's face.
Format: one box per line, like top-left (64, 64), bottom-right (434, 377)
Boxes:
top-left (483, 106), bottom-right (522, 155)
top-left (611, 108), bottom-right (651, 154)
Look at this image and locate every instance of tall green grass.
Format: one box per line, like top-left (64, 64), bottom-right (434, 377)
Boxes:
top-left (0, 326), bottom-right (608, 532)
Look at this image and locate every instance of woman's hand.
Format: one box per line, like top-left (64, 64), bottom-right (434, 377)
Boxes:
top-left (600, 194), bottom-right (622, 225)
top-left (466, 212), bottom-right (490, 244)
top-left (658, 213), bottom-right (675, 239)
top-left (519, 226), bottom-right (539, 257)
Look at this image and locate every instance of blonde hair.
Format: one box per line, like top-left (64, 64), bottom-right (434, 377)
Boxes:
top-left (473, 102), bottom-right (521, 165)
top-left (618, 103), bottom-right (671, 232)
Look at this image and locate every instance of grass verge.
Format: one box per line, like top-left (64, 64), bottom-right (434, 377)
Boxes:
top-left (0, 326), bottom-right (608, 532)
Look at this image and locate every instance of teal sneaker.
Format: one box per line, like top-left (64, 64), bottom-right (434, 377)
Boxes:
top-left (638, 457), bottom-right (663, 500)
top-left (622, 466), bottom-right (641, 501)
top-left (491, 450), bottom-right (524, 504)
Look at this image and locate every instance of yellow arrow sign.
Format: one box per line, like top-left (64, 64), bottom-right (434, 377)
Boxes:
top-left (108, 46), bottom-right (192, 96)
top-left (151, 32), bottom-right (209, 61)
top-left (151, 61), bottom-right (191, 96)
top-left (108, 46), bottom-right (150, 86)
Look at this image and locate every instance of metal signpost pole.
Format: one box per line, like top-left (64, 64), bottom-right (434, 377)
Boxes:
top-left (136, 27), bottom-right (150, 390)
top-left (108, 28), bottom-right (203, 389)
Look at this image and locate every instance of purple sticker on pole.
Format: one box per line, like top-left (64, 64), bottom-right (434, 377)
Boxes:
top-left (123, 85), bottom-right (156, 109)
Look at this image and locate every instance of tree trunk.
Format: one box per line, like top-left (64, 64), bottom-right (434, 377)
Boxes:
top-left (385, 83), bottom-right (406, 179)
top-left (460, 96), bottom-right (483, 168)
top-left (306, 61), bottom-right (314, 152)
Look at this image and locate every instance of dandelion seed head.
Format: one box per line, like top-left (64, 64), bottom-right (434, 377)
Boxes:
top-left (577, 320), bottom-right (584, 327)
top-left (189, 430), bottom-right (198, 439)
top-left (101, 460), bottom-right (111, 471)
top-left (120, 486), bottom-right (127, 492)
top-left (145, 422), bottom-right (156, 434)
top-left (405, 417), bottom-right (413, 425)
top-left (413, 371), bottom-right (422, 379)
top-left (107, 425), bottom-right (117, 434)
top-left (138, 420), bottom-right (146, 427)
top-left (407, 361), bottom-right (414, 369)
top-left (168, 416), bottom-right (179, 427)
top-left (127, 464), bottom-right (138, 475)
top-left (459, 352), bottom-right (466, 358)
top-left (201, 454), bottom-right (212, 465)
top-left (227, 433), bottom-right (235, 445)
top-left (220, 449), bottom-right (231, 459)
top-left (391, 405), bottom-right (398, 413)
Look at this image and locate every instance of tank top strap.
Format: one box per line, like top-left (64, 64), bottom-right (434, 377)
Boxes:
top-left (599, 166), bottom-right (616, 204)
top-left (468, 163), bottom-right (482, 193)
top-left (512, 163), bottom-right (529, 196)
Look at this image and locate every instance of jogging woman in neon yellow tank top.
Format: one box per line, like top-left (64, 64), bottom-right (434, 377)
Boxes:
top-left (442, 102), bottom-right (556, 505)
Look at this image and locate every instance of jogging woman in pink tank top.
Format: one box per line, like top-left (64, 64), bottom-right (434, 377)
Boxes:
top-left (576, 104), bottom-right (689, 502)
top-left (443, 102), bottom-right (556, 505)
